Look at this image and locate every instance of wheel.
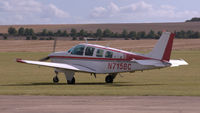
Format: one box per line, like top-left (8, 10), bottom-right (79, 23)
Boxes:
top-left (53, 76), bottom-right (59, 83)
top-left (67, 77), bottom-right (75, 84)
top-left (105, 75), bottom-right (113, 83)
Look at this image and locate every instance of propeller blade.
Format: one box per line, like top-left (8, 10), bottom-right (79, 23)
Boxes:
top-left (39, 56), bottom-right (50, 61)
top-left (53, 38), bottom-right (57, 52)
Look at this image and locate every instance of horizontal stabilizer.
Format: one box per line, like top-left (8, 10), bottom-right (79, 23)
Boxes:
top-left (169, 59), bottom-right (188, 67)
top-left (132, 59), bottom-right (169, 67)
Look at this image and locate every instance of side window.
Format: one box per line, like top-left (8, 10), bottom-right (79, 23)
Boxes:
top-left (71, 45), bottom-right (85, 55)
top-left (85, 46), bottom-right (95, 56)
top-left (105, 51), bottom-right (113, 58)
top-left (96, 49), bottom-right (104, 57)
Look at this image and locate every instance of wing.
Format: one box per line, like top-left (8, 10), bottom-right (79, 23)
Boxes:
top-left (169, 59), bottom-right (188, 67)
top-left (16, 59), bottom-right (95, 73)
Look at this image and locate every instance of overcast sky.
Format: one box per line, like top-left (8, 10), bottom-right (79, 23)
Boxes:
top-left (0, 0), bottom-right (199, 25)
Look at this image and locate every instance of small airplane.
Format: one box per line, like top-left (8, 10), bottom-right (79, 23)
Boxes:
top-left (17, 32), bottom-right (188, 84)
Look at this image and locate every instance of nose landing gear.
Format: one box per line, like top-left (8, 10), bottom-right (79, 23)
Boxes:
top-left (53, 71), bottom-right (59, 83)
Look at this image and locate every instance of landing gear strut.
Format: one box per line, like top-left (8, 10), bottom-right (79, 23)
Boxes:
top-left (53, 71), bottom-right (59, 83)
top-left (64, 71), bottom-right (75, 84)
top-left (105, 73), bottom-right (117, 83)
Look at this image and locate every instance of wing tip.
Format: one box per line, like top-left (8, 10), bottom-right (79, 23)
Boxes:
top-left (16, 58), bottom-right (25, 63)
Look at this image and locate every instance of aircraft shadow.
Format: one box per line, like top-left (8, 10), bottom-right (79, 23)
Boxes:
top-left (0, 82), bottom-right (166, 87)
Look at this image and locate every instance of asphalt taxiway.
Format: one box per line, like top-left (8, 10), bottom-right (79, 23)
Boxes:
top-left (1, 96), bottom-right (200, 113)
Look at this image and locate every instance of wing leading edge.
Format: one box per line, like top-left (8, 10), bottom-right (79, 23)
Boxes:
top-left (16, 59), bottom-right (95, 73)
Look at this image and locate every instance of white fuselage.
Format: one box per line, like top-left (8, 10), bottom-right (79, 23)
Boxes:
top-left (49, 43), bottom-right (162, 74)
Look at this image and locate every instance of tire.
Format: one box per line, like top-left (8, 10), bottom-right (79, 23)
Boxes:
top-left (53, 76), bottom-right (59, 83)
top-left (105, 75), bottom-right (113, 83)
top-left (67, 77), bottom-right (75, 84)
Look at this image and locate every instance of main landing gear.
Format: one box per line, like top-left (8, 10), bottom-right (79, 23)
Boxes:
top-left (105, 73), bottom-right (117, 83)
top-left (53, 71), bottom-right (59, 83)
top-left (53, 70), bottom-right (75, 84)
top-left (65, 71), bottom-right (75, 84)
top-left (52, 74), bottom-right (75, 84)
top-left (53, 71), bottom-right (117, 84)
top-left (67, 77), bottom-right (75, 84)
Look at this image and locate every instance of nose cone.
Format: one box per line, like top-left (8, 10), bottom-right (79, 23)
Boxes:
top-left (48, 52), bottom-right (56, 57)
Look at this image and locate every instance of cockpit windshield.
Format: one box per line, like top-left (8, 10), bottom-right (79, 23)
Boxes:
top-left (67, 48), bottom-right (73, 53)
top-left (71, 45), bottom-right (85, 55)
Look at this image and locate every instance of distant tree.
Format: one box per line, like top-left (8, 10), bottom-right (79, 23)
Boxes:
top-left (113, 32), bottom-right (120, 38)
top-left (41, 29), bottom-right (47, 36)
top-left (136, 31), bottom-right (146, 39)
top-left (29, 28), bottom-right (34, 36)
top-left (32, 35), bottom-right (37, 40)
top-left (136, 31), bottom-right (147, 40)
top-left (121, 29), bottom-right (128, 39)
top-left (55, 30), bottom-right (62, 36)
top-left (103, 29), bottom-right (112, 37)
top-left (18, 27), bottom-right (25, 36)
top-left (62, 30), bottom-right (68, 37)
top-left (24, 28), bottom-right (34, 36)
top-left (157, 31), bottom-right (162, 36)
top-left (70, 28), bottom-right (77, 38)
top-left (154, 31), bottom-right (162, 39)
top-left (192, 31), bottom-right (200, 38)
top-left (26, 36), bottom-right (30, 40)
top-left (186, 17), bottom-right (200, 22)
top-left (95, 28), bottom-right (103, 38)
top-left (186, 30), bottom-right (193, 38)
top-left (87, 32), bottom-right (94, 37)
top-left (128, 31), bottom-right (136, 40)
top-left (180, 30), bottom-right (186, 38)
top-left (8, 27), bottom-right (17, 35)
top-left (79, 29), bottom-right (87, 37)
top-left (47, 31), bottom-right (54, 36)
top-left (147, 30), bottom-right (156, 39)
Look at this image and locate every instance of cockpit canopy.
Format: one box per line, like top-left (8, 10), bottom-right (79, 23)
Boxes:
top-left (67, 44), bottom-right (124, 59)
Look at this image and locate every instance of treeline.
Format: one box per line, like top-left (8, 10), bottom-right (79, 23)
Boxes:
top-left (186, 17), bottom-right (200, 22)
top-left (4, 27), bottom-right (200, 40)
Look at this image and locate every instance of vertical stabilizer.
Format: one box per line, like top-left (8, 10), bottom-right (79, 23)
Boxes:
top-left (146, 32), bottom-right (175, 61)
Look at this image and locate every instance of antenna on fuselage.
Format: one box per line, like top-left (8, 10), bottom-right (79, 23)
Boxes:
top-left (84, 37), bottom-right (88, 44)
top-left (53, 37), bottom-right (57, 52)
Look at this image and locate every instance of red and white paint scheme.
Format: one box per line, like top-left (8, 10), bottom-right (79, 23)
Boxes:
top-left (17, 32), bottom-right (188, 84)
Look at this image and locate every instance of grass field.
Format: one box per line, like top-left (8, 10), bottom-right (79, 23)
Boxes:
top-left (0, 51), bottom-right (199, 96)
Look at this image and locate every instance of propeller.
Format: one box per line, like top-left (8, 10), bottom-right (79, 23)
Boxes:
top-left (39, 37), bottom-right (57, 61)
top-left (53, 37), bottom-right (57, 53)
